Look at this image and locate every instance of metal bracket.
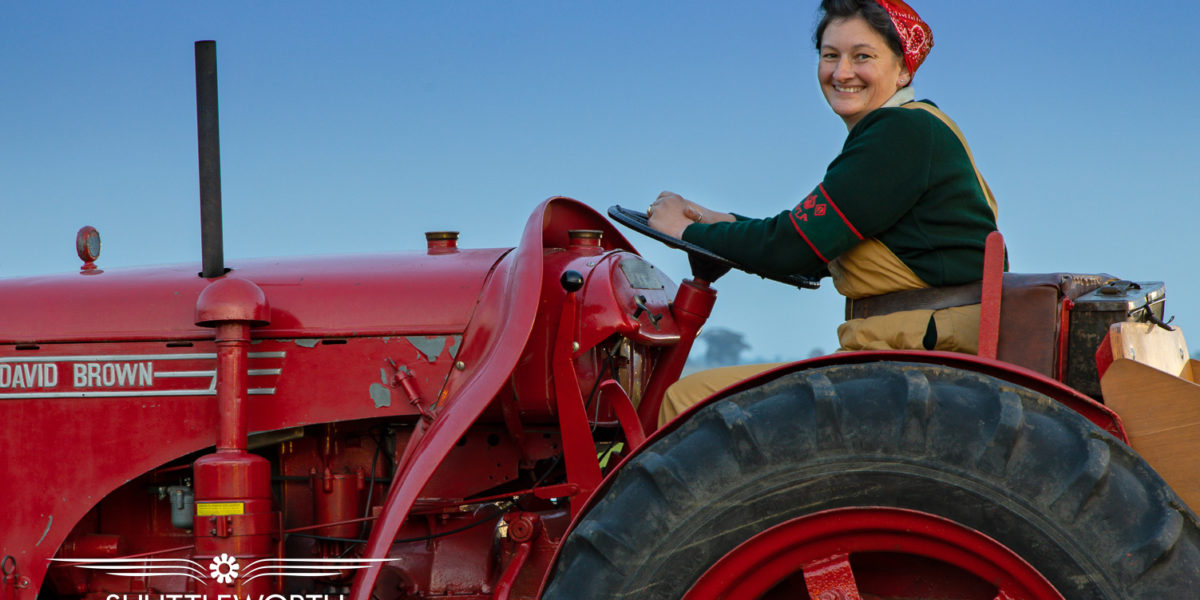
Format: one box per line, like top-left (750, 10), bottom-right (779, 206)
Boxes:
top-left (632, 295), bottom-right (663, 329)
top-left (1144, 311), bottom-right (1177, 332)
top-left (0, 555), bottom-right (28, 592)
top-left (387, 358), bottom-right (434, 421)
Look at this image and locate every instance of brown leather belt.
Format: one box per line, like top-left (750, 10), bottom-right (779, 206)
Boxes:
top-left (845, 282), bottom-right (982, 321)
top-left (845, 273), bottom-right (1117, 321)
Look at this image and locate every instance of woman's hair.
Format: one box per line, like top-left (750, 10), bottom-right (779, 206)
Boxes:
top-left (814, 0), bottom-right (903, 59)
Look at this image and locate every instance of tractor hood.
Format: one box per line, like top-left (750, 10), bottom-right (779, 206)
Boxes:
top-left (0, 248), bottom-right (510, 343)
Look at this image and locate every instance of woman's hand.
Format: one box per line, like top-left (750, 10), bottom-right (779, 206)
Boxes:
top-left (647, 191), bottom-right (734, 238)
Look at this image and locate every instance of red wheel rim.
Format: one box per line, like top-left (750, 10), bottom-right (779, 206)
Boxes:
top-left (683, 507), bottom-right (1064, 600)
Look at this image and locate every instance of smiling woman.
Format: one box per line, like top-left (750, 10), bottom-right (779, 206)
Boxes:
top-left (649, 0), bottom-right (1002, 424)
top-left (818, 12), bottom-right (911, 128)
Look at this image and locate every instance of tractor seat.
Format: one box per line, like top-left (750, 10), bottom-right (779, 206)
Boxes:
top-left (846, 271), bottom-right (1114, 378)
top-left (993, 272), bottom-right (1114, 377)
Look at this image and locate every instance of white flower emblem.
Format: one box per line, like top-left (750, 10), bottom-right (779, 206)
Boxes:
top-left (209, 553), bottom-right (240, 584)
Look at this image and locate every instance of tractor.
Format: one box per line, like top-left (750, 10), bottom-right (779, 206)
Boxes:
top-left (3, 42), bottom-right (1200, 600)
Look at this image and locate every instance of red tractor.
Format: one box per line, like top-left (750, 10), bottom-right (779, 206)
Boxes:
top-left (3, 42), bottom-right (1199, 600)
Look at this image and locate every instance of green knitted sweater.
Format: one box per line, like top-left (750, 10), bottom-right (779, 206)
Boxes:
top-left (682, 101), bottom-right (997, 287)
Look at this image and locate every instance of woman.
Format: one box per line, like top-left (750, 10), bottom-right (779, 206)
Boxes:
top-left (649, 0), bottom-right (999, 424)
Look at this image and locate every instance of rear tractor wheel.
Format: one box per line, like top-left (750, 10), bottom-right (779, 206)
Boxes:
top-left (543, 362), bottom-right (1200, 599)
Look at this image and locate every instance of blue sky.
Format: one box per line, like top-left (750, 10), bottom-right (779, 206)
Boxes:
top-left (3, 1), bottom-right (1199, 360)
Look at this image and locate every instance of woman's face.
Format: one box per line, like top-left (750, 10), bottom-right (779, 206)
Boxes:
top-left (819, 16), bottom-right (909, 128)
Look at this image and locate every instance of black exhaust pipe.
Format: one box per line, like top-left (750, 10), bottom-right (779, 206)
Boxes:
top-left (195, 40), bottom-right (225, 278)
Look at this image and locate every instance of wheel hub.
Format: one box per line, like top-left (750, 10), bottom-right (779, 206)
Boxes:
top-left (683, 507), bottom-right (1064, 600)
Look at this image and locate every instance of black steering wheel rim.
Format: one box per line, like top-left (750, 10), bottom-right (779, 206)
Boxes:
top-left (607, 205), bottom-right (820, 290)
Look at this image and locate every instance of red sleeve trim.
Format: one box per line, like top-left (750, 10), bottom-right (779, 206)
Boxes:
top-left (788, 210), bottom-right (830, 263)
top-left (819, 184), bottom-right (863, 241)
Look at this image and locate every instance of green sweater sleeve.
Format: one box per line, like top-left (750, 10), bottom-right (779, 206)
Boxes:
top-left (681, 108), bottom-right (934, 278)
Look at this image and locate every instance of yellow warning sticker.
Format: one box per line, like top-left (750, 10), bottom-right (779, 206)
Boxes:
top-left (196, 502), bottom-right (245, 516)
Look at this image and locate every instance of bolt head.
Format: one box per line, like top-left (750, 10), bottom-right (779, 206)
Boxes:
top-left (508, 516), bottom-right (536, 542)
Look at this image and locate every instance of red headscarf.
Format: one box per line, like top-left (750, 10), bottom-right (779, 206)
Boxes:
top-left (873, 0), bottom-right (933, 82)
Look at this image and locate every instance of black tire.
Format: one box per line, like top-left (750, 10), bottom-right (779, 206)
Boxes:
top-left (543, 362), bottom-right (1200, 599)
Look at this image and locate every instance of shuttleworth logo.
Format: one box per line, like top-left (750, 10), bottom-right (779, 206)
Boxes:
top-left (50, 554), bottom-right (396, 600)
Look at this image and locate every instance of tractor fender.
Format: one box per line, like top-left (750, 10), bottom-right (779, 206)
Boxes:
top-left (646, 350), bottom-right (1127, 495)
top-left (348, 197), bottom-right (635, 600)
top-left (682, 350), bottom-right (1128, 443)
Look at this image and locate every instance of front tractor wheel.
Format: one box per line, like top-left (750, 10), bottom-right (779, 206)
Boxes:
top-left (543, 363), bottom-right (1200, 599)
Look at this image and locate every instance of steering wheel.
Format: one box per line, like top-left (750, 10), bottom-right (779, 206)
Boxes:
top-left (607, 205), bottom-right (820, 290)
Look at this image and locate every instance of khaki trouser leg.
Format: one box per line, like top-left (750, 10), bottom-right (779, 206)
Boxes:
top-left (659, 362), bottom-right (787, 427)
top-left (838, 305), bottom-right (981, 354)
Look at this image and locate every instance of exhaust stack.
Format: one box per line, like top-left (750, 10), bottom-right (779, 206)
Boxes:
top-left (195, 40), bottom-right (225, 278)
